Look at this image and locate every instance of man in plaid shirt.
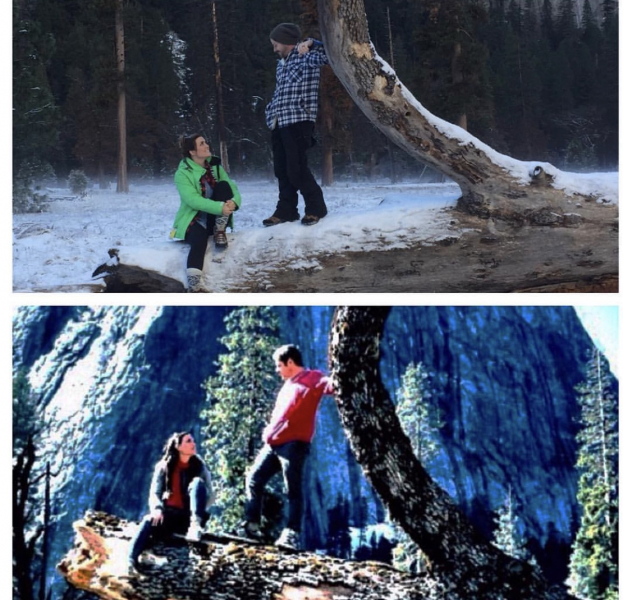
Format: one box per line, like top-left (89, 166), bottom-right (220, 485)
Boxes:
top-left (263, 23), bottom-right (330, 227)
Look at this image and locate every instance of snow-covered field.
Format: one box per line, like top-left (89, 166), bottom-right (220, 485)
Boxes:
top-left (12, 169), bottom-right (618, 293)
top-left (12, 179), bottom-right (464, 293)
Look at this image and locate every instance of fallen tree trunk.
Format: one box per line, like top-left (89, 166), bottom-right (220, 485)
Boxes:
top-left (91, 213), bottom-right (618, 293)
top-left (58, 511), bottom-right (444, 600)
top-left (327, 307), bottom-right (577, 599)
top-left (225, 219), bottom-right (617, 293)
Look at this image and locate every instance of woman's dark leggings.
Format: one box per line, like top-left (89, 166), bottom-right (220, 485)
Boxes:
top-left (128, 478), bottom-right (210, 563)
top-left (185, 218), bottom-right (215, 270)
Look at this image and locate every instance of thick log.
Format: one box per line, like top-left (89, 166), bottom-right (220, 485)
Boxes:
top-left (227, 222), bottom-right (618, 293)
top-left (316, 0), bottom-right (617, 227)
top-left (57, 511), bottom-right (441, 600)
top-left (327, 307), bottom-right (577, 600)
top-left (91, 218), bottom-right (618, 294)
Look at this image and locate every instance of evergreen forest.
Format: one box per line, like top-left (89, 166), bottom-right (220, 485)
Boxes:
top-left (13, 0), bottom-right (618, 205)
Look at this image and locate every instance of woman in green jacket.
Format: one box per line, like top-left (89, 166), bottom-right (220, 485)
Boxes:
top-left (172, 134), bottom-right (241, 292)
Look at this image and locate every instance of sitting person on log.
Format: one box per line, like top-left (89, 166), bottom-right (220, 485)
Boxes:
top-left (128, 431), bottom-right (215, 574)
top-left (171, 134), bottom-right (241, 293)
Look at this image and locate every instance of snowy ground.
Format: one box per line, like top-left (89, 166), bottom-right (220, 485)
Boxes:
top-left (12, 178), bottom-right (464, 293)
top-left (12, 171), bottom-right (618, 293)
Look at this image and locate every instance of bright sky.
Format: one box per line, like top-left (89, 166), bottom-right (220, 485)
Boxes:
top-left (574, 306), bottom-right (619, 378)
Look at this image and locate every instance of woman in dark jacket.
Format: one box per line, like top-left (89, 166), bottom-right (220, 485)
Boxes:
top-left (128, 432), bottom-right (215, 573)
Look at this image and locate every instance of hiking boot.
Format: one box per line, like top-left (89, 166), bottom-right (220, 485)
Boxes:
top-left (301, 214), bottom-right (323, 226)
top-left (186, 518), bottom-right (204, 542)
top-left (213, 229), bottom-right (228, 249)
top-left (186, 268), bottom-right (209, 293)
top-left (262, 214), bottom-right (298, 227)
top-left (236, 521), bottom-right (262, 541)
top-left (275, 528), bottom-right (300, 550)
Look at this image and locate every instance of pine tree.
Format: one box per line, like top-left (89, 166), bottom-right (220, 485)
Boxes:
top-left (392, 362), bottom-right (442, 573)
top-left (396, 362), bottom-right (442, 462)
top-left (556, 0), bottom-right (579, 43)
top-left (200, 307), bottom-right (282, 535)
top-left (412, 0), bottom-right (494, 134)
top-left (541, 0), bottom-right (557, 47)
top-left (492, 486), bottom-right (531, 561)
top-left (567, 349), bottom-right (618, 600)
top-left (13, 0), bottom-right (59, 211)
top-left (594, 0), bottom-right (618, 167)
top-left (13, 369), bottom-right (49, 600)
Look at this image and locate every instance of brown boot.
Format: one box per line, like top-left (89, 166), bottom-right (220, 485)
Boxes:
top-left (262, 214), bottom-right (298, 227)
top-left (214, 229), bottom-right (228, 248)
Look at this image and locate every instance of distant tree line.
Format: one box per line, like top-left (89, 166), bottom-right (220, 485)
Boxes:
top-left (13, 0), bottom-right (617, 204)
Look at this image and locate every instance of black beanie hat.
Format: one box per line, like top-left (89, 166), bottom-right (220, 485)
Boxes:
top-left (270, 23), bottom-right (301, 45)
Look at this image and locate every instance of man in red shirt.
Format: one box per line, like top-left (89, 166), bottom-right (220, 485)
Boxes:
top-left (240, 344), bottom-right (332, 550)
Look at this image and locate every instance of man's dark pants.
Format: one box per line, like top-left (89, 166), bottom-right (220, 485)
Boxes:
top-left (245, 440), bottom-right (310, 532)
top-left (271, 121), bottom-right (327, 220)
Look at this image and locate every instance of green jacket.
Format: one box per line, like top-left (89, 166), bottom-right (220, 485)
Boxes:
top-left (171, 156), bottom-right (242, 240)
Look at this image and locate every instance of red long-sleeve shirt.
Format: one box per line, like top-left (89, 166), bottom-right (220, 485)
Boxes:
top-left (263, 369), bottom-right (333, 446)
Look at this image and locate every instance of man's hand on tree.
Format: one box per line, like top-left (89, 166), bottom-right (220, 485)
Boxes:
top-left (297, 39), bottom-right (314, 55)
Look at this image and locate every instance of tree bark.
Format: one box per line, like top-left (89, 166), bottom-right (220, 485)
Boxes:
top-left (115, 0), bottom-right (129, 193)
top-left (13, 438), bottom-right (38, 600)
top-left (327, 306), bottom-right (576, 599)
top-left (320, 82), bottom-right (335, 187)
top-left (212, 1), bottom-right (229, 172)
top-left (315, 0), bottom-right (616, 223)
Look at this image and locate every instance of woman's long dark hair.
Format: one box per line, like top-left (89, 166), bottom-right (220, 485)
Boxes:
top-left (161, 431), bottom-right (203, 496)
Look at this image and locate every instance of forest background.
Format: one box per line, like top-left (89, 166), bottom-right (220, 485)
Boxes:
top-left (13, 0), bottom-right (619, 209)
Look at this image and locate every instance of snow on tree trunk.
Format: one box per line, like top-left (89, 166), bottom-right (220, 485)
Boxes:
top-left (327, 306), bottom-right (577, 599)
top-left (316, 0), bottom-right (616, 224)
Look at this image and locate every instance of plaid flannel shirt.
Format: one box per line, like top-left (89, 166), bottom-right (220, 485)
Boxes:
top-left (265, 40), bottom-right (329, 129)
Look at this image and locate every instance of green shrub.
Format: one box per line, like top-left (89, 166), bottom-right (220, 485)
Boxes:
top-left (13, 160), bottom-right (54, 213)
top-left (68, 170), bottom-right (89, 197)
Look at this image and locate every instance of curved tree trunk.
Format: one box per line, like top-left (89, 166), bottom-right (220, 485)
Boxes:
top-left (316, 0), bottom-right (616, 224)
top-left (328, 306), bottom-right (576, 599)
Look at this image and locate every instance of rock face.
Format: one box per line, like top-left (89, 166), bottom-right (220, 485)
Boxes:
top-left (383, 307), bottom-right (598, 582)
top-left (12, 305), bottom-right (606, 595)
